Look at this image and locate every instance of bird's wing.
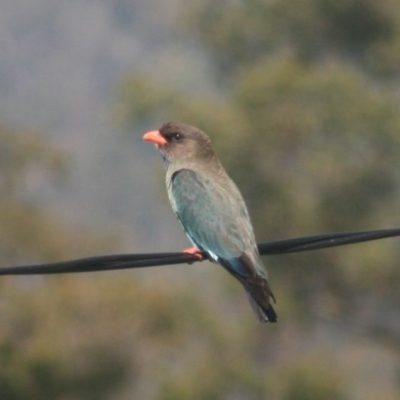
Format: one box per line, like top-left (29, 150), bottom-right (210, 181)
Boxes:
top-left (170, 168), bottom-right (259, 278)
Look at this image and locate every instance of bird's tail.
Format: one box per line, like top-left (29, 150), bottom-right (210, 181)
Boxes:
top-left (218, 257), bottom-right (277, 323)
top-left (241, 276), bottom-right (277, 323)
top-left (246, 292), bottom-right (277, 323)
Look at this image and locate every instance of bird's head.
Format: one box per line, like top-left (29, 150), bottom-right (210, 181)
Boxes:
top-left (143, 122), bottom-right (215, 167)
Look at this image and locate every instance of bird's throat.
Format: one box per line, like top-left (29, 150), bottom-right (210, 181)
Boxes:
top-left (161, 151), bottom-right (171, 168)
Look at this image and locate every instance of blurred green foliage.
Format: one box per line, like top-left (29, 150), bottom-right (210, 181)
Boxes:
top-left (0, 125), bottom-right (129, 399)
top-left (2, 0), bottom-right (400, 399)
top-left (116, 0), bottom-right (400, 398)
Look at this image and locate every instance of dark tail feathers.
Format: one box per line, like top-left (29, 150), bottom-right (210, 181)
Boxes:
top-left (217, 257), bottom-right (277, 323)
top-left (246, 292), bottom-right (277, 323)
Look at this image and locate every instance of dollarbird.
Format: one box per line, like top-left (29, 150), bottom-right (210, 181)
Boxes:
top-left (143, 122), bottom-right (277, 323)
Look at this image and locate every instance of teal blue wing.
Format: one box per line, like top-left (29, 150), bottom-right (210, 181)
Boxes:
top-left (170, 169), bottom-right (258, 278)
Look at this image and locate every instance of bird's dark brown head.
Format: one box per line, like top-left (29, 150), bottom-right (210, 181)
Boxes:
top-left (143, 122), bottom-right (215, 166)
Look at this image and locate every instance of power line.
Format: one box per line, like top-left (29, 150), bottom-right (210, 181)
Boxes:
top-left (1, 228), bottom-right (399, 276)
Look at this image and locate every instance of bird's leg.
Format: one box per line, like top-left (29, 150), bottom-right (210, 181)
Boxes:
top-left (182, 247), bottom-right (204, 260)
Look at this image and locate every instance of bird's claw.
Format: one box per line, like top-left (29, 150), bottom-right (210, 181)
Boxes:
top-left (182, 247), bottom-right (204, 260)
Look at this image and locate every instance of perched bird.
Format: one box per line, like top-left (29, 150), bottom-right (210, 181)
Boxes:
top-left (143, 122), bottom-right (277, 323)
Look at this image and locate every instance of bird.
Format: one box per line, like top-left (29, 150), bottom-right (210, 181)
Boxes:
top-left (143, 122), bottom-right (277, 323)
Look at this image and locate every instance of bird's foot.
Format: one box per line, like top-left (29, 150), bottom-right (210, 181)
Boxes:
top-left (182, 247), bottom-right (204, 260)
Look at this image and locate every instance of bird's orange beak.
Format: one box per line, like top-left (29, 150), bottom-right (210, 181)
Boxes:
top-left (143, 130), bottom-right (168, 146)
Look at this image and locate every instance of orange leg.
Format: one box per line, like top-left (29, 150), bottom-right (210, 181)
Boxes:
top-left (182, 247), bottom-right (204, 260)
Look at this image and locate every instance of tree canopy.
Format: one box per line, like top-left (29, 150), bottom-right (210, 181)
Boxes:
top-left (2, 0), bottom-right (400, 398)
top-left (116, 0), bottom-right (400, 398)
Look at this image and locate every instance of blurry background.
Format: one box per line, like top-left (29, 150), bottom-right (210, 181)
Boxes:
top-left (0, 0), bottom-right (400, 399)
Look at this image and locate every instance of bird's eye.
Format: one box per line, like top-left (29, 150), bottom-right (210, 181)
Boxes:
top-left (171, 133), bottom-right (183, 142)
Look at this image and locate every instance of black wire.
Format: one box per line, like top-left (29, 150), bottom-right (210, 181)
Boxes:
top-left (1, 228), bottom-right (399, 276)
top-left (0, 253), bottom-right (196, 275)
top-left (258, 228), bottom-right (400, 254)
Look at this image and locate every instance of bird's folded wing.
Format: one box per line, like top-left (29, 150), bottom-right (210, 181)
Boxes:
top-left (171, 169), bottom-right (257, 277)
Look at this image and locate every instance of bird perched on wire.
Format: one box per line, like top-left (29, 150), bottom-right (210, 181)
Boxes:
top-left (143, 122), bottom-right (277, 323)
